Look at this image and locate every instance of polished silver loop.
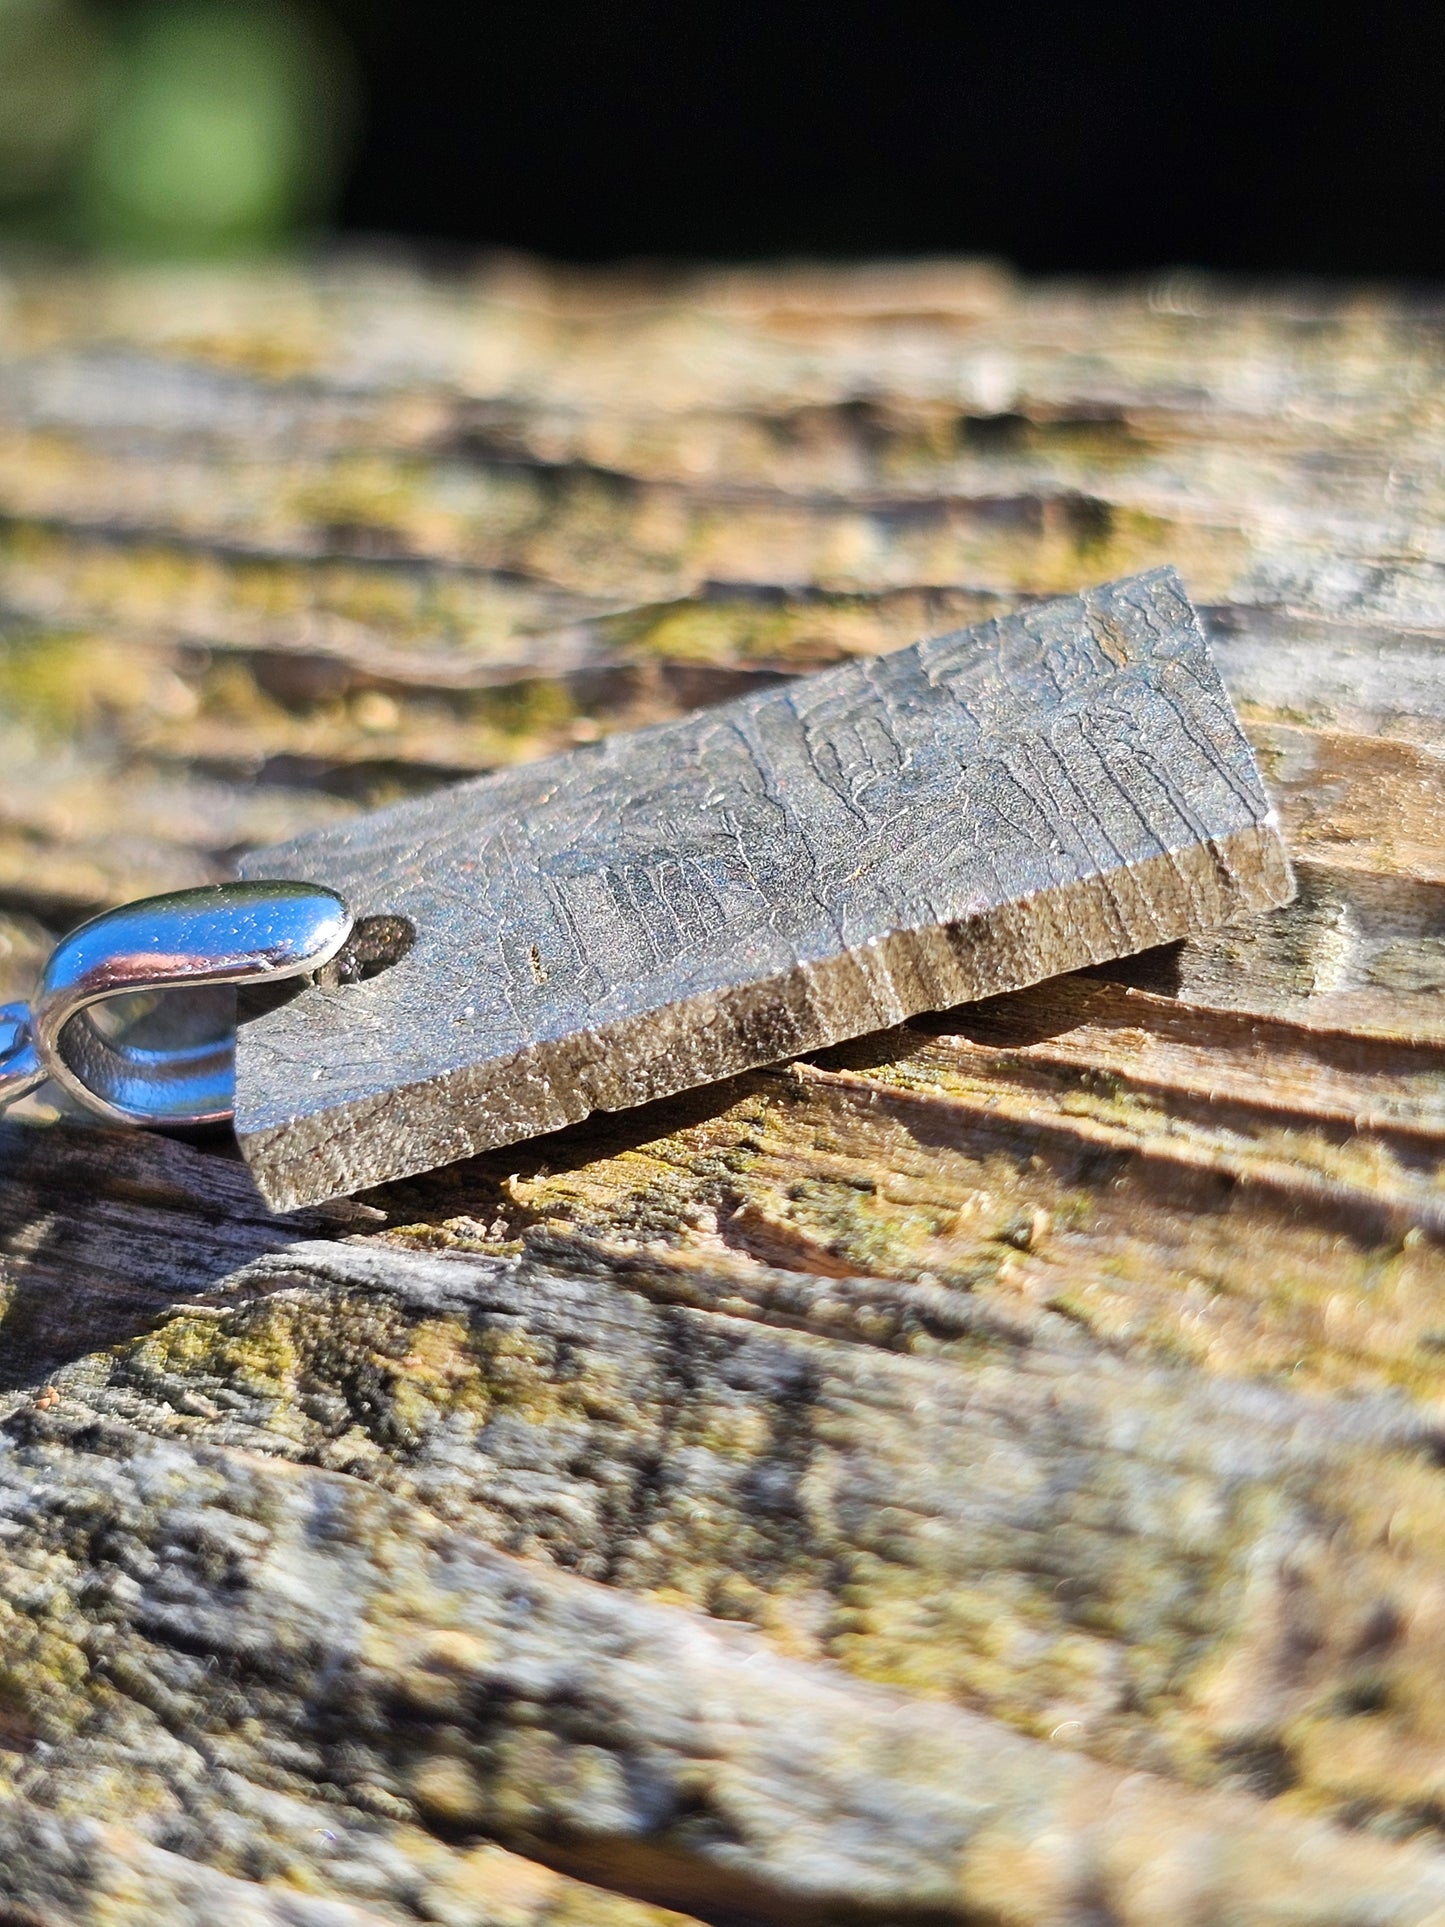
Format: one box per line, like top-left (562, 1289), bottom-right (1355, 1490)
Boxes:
top-left (0, 1001), bottom-right (44, 1112)
top-left (1, 881), bottom-right (351, 1129)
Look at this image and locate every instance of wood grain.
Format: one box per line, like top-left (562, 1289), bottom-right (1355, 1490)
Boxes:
top-left (2, 255), bottom-right (1445, 1923)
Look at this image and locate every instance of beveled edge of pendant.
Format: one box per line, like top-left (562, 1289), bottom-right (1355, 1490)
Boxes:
top-left (234, 816), bottom-right (1292, 1210)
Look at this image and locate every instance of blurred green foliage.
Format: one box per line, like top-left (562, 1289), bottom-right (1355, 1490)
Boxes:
top-left (0, 0), bottom-right (354, 254)
top-left (0, 0), bottom-right (107, 212)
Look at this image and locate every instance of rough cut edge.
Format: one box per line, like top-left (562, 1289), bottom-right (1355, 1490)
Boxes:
top-left (241, 821), bottom-right (1293, 1210)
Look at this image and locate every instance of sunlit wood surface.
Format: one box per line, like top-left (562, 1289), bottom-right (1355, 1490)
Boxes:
top-left (4, 256), bottom-right (1445, 1923)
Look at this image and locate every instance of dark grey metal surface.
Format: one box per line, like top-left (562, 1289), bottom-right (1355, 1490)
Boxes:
top-left (236, 568), bottom-right (1293, 1208)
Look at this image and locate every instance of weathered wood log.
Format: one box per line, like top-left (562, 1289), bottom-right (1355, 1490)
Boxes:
top-left (3, 255), bottom-right (1445, 1923)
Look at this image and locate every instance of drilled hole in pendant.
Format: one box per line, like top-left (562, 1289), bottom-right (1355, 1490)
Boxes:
top-left (236, 913), bottom-right (416, 1029)
top-left (319, 914), bottom-right (416, 986)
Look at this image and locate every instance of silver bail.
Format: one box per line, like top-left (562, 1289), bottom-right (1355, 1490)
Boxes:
top-left (0, 882), bottom-right (351, 1129)
top-left (0, 1002), bottom-right (43, 1112)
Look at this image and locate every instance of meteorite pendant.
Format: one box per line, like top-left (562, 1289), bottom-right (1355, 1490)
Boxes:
top-left (0, 568), bottom-right (1293, 1209)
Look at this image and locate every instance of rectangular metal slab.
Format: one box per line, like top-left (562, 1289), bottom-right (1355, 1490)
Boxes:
top-left (236, 568), bottom-right (1293, 1208)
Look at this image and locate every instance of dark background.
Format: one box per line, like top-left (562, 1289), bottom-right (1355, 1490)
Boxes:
top-left (322, 0), bottom-right (1445, 276)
